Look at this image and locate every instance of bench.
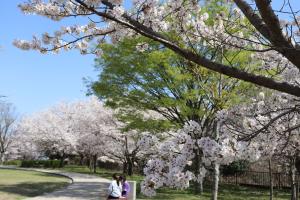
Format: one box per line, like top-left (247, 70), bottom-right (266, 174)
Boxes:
top-left (127, 181), bottom-right (136, 200)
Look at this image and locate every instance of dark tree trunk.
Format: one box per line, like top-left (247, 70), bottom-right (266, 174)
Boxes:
top-left (59, 154), bottom-right (65, 168)
top-left (127, 158), bottom-right (133, 176)
top-left (296, 156), bottom-right (300, 173)
top-left (123, 161), bottom-right (128, 174)
top-left (296, 181), bottom-right (299, 200)
top-left (123, 157), bottom-right (134, 176)
top-left (79, 154), bottom-right (84, 166)
top-left (0, 152), bottom-right (4, 165)
top-left (269, 158), bottom-right (273, 200)
top-left (86, 157), bottom-right (91, 168)
top-left (290, 158), bottom-right (297, 200)
top-left (93, 155), bottom-right (97, 173)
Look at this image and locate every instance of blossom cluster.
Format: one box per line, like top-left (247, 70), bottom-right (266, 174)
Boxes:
top-left (15, 96), bottom-right (161, 168)
top-left (14, 0), bottom-right (300, 90)
top-left (219, 86), bottom-right (300, 163)
top-left (16, 96), bottom-right (120, 159)
top-left (140, 121), bottom-right (264, 196)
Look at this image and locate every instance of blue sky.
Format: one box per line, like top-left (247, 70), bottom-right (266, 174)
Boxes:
top-left (0, 0), bottom-right (299, 115)
top-left (0, 1), bottom-right (98, 115)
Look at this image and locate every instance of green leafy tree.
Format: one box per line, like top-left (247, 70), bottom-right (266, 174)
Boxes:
top-left (89, 36), bottom-right (257, 193)
top-left (90, 37), bottom-right (255, 128)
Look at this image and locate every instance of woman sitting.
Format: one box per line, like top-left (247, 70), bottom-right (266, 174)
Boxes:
top-left (107, 174), bottom-right (122, 200)
top-left (119, 175), bottom-right (130, 199)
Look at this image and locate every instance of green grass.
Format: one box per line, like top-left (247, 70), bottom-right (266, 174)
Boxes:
top-left (136, 185), bottom-right (290, 200)
top-left (62, 165), bottom-right (291, 200)
top-left (0, 169), bottom-right (70, 200)
top-left (135, 184), bottom-right (290, 200)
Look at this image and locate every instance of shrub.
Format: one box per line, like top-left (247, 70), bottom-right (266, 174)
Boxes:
top-left (221, 160), bottom-right (250, 176)
top-left (97, 160), bottom-right (122, 170)
top-left (3, 160), bottom-right (22, 166)
top-left (51, 160), bottom-right (61, 168)
top-left (20, 160), bottom-right (62, 168)
top-left (20, 160), bottom-right (35, 168)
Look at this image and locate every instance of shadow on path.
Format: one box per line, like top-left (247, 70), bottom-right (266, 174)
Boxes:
top-left (26, 182), bottom-right (110, 200)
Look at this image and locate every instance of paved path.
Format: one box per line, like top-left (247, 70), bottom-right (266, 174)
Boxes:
top-left (25, 170), bottom-right (111, 200)
top-left (0, 166), bottom-right (111, 200)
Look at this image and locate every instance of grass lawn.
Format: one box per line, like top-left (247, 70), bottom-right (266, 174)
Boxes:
top-left (62, 165), bottom-right (291, 200)
top-left (0, 169), bottom-right (70, 200)
top-left (136, 185), bottom-right (290, 200)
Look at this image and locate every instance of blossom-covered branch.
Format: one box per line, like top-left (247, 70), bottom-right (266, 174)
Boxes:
top-left (14, 0), bottom-right (300, 97)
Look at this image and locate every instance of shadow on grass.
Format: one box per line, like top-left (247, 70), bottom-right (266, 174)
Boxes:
top-left (0, 182), bottom-right (69, 197)
top-left (136, 185), bottom-right (207, 200)
top-left (137, 184), bottom-right (291, 200)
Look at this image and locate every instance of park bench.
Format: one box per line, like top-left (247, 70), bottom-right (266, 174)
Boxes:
top-left (127, 181), bottom-right (136, 200)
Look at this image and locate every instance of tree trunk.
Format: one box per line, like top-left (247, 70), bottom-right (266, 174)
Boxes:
top-left (193, 176), bottom-right (204, 195)
top-left (123, 161), bottom-right (128, 174)
top-left (128, 158), bottom-right (133, 176)
top-left (295, 153), bottom-right (299, 199)
top-left (59, 154), bottom-right (65, 168)
top-left (290, 158), bottom-right (297, 200)
top-left (269, 158), bottom-right (273, 200)
top-left (296, 180), bottom-right (299, 200)
top-left (199, 179), bottom-right (203, 195)
top-left (87, 157), bottom-right (91, 169)
top-left (123, 157), bottom-right (134, 176)
top-left (79, 154), bottom-right (84, 166)
top-left (93, 155), bottom-right (97, 173)
top-left (0, 153), bottom-right (4, 165)
top-left (211, 162), bottom-right (220, 200)
top-left (211, 120), bottom-right (220, 200)
top-left (296, 155), bottom-right (300, 173)
top-left (193, 151), bottom-right (204, 194)
top-left (88, 156), bottom-right (93, 172)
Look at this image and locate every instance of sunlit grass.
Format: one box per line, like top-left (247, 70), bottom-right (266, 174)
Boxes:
top-left (0, 169), bottom-right (70, 200)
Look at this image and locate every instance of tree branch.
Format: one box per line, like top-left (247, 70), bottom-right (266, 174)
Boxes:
top-left (75, 0), bottom-right (300, 97)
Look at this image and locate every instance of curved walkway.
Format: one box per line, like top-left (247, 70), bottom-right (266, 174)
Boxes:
top-left (0, 166), bottom-right (111, 200)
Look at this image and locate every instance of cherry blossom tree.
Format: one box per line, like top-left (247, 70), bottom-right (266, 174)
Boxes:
top-left (14, 0), bottom-right (300, 97)
top-left (18, 103), bottom-right (79, 166)
top-left (17, 99), bottom-right (79, 165)
top-left (0, 101), bottom-right (18, 164)
top-left (140, 99), bottom-right (298, 199)
top-left (139, 72), bottom-right (299, 199)
top-left (221, 90), bottom-right (300, 200)
top-left (11, 127), bottom-right (41, 160)
top-left (12, 1), bottom-right (300, 198)
top-left (104, 128), bottom-right (164, 176)
top-left (70, 96), bottom-right (121, 172)
top-left (16, 96), bottom-right (151, 174)
top-left (214, 59), bottom-right (299, 199)
top-left (64, 97), bottom-right (152, 175)
top-left (75, 107), bottom-right (163, 175)
top-left (140, 119), bottom-right (265, 197)
top-left (13, 0), bottom-right (300, 182)
top-left (91, 34), bottom-right (259, 196)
